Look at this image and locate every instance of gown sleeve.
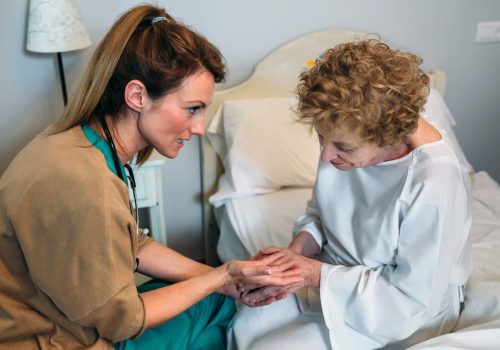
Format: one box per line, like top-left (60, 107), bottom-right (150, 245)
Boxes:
top-left (319, 161), bottom-right (470, 349)
top-left (293, 192), bottom-right (325, 248)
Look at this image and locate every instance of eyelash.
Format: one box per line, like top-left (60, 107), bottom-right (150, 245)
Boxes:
top-left (188, 106), bottom-right (201, 115)
top-left (338, 146), bottom-right (354, 153)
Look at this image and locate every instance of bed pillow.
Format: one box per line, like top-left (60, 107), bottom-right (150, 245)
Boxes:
top-left (423, 89), bottom-right (474, 174)
top-left (209, 97), bottom-right (320, 195)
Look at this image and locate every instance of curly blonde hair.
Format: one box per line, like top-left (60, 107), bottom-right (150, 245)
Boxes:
top-left (296, 39), bottom-right (429, 147)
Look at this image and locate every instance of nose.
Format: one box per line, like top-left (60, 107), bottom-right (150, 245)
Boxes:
top-left (190, 115), bottom-right (205, 136)
top-left (320, 143), bottom-right (340, 163)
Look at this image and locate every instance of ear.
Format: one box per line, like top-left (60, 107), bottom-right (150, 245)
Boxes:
top-left (124, 80), bottom-right (148, 113)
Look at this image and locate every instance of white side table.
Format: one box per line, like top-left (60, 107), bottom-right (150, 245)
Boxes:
top-left (130, 151), bottom-right (167, 245)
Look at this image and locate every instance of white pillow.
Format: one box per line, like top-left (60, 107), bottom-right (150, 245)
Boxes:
top-left (423, 89), bottom-right (474, 174)
top-left (207, 97), bottom-right (320, 195)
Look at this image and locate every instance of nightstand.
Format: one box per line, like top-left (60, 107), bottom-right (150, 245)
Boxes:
top-left (130, 150), bottom-right (167, 245)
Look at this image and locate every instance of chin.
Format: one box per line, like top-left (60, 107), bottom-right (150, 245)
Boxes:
top-left (155, 148), bottom-right (178, 159)
top-left (166, 151), bottom-right (179, 159)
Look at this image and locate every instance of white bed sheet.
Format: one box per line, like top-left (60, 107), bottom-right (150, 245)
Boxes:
top-left (215, 171), bottom-right (500, 348)
top-left (215, 187), bottom-right (312, 262)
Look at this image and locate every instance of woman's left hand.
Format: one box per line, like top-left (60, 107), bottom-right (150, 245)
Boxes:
top-left (222, 250), bottom-right (306, 289)
top-left (217, 284), bottom-right (243, 300)
top-left (239, 247), bottom-right (322, 306)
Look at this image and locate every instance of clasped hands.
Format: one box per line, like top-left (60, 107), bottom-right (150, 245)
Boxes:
top-left (228, 247), bottom-right (322, 307)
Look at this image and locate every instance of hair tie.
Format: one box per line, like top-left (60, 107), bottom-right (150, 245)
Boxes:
top-left (151, 16), bottom-right (167, 25)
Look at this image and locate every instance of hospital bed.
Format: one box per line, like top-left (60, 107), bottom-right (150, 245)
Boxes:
top-left (201, 28), bottom-right (500, 349)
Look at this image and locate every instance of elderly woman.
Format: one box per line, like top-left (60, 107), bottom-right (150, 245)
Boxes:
top-left (240, 39), bottom-right (471, 349)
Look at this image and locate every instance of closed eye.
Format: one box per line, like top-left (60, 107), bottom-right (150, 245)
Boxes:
top-left (338, 146), bottom-right (355, 153)
top-left (334, 142), bottom-right (356, 153)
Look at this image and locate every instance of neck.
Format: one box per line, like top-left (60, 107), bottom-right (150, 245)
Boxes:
top-left (407, 117), bottom-right (442, 149)
top-left (91, 114), bottom-right (145, 164)
top-left (383, 116), bottom-right (443, 162)
top-left (383, 142), bottom-right (411, 162)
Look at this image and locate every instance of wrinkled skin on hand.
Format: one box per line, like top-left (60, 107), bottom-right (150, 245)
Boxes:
top-left (238, 247), bottom-right (322, 307)
top-left (219, 250), bottom-right (306, 302)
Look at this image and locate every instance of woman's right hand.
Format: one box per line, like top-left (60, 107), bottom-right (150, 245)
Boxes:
top-left (222, 251), bottom-right (305, 288)
top-left (237, 245), bottom-right (322, 307)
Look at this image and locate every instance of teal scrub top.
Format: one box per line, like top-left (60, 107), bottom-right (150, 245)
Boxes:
top-left (81, 123), bottom-right (128, 185)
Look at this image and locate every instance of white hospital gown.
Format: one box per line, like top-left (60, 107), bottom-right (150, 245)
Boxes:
top-left (294, 137), bottom-right (472, 349)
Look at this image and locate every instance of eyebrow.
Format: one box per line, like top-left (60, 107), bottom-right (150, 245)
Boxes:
top-left (185, 100), bottom-right (208, 108)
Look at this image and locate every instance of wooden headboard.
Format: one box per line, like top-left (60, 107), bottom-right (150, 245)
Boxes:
top-left (200, 28), bottom-right (447, 264)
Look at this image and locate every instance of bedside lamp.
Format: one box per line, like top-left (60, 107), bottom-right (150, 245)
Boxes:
top-left (26, 0), bottom-right (91, 105)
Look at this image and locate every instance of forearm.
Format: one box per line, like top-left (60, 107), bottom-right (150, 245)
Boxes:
top-left (141, 255), bottom-right (294, 327)
top-left (141, 265), bottom-right (227, 329)
top-left (137, 241), bottom-right (211, 282)
top-left (289, 231), bottom-right (321, 257)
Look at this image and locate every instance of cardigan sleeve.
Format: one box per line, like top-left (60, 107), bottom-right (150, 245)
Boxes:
top-left (13, 165), bottom-right (147, 342)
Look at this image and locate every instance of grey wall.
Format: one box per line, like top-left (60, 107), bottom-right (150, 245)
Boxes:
top-left (2, 0), bottom-right (499, 260)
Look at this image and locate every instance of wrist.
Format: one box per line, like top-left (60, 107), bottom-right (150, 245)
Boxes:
top-left (306, 259), bottom-right (322, 288)
top-left (216, 284), bottom-right (229, 295)
top-left (215, 263), bottom-right (232, 288)
top-left (289, 233), bottom-right (307, 255)
top-left (288, 243), bottom-right (303, 255)
top-left (289, 231), bottom-right (320, 257)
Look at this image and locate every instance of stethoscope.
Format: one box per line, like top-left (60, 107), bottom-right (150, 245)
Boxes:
top-left (99, 117), bottom-right (139, 236)
top-left (99, 117), bottom-right (141, 271)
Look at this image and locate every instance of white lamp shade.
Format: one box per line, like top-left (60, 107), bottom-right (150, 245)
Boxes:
top-left (27, 0), bottom-right (91, 53)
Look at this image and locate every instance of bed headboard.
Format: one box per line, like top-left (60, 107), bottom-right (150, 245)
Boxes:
top-left (201, 28), bottom-right (447, 264)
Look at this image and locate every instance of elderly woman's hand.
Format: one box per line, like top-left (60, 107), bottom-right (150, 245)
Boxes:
top-left (221, 250), bottom-right (306, 290)
top-left (238, 247), bottom-right (322, 307)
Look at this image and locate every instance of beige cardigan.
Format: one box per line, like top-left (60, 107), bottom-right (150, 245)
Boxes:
top-left (0, 127), bottom-right (153, 349)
